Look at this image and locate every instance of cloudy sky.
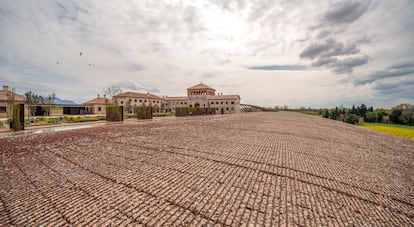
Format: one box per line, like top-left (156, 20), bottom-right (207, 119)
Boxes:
top-left (0, 0), bottom-right (413, 108)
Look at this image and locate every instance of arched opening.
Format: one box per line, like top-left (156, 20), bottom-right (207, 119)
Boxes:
top-left (195, 103), bottom-right (200, 108)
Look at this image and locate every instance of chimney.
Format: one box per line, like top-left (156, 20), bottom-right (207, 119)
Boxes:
top-left (2, 85), bottom-right (9, 91)
top-left (97, 94), bottom-right (100, 98)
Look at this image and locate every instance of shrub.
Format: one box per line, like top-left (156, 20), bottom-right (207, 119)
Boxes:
top-left (344, 114), bottom-right (359, 124)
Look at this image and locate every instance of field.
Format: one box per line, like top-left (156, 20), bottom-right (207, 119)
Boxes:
top-left (0, 112), bottom-right (413, 226)
top-left (362, 122), bottom-right (414, 140)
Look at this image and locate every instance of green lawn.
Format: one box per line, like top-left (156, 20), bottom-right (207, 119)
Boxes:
top-left (362, 123), bottom-right (414, 140)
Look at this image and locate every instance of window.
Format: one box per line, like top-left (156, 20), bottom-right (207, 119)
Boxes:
top-left (134, 99), bottom-right (137, 102)
top-left (145, 100), bottom-right (147, 102)
top-left (184, 102), bottom-right (187, 104)
top-left (231, 107), bottom-right (234, 110)
top-left (221, 101), bottom-right (223, 104)
top-left (226, 107), bottom-right (229, 111)
top-left (98, 107), bottom-right (102, 111)
top-left (189, 104), bottom-right (192, 107)
top-left (231, 101), bottom-right (234, 104)
top-left (216, 108), bottom-right (219, 110)
top-left (0, 106), bottom-right (6, 113)
top-left (180, 102), bottom-right (183, 104)
top-left (211, 102), bottom-right (214, 104)
top-left (226, 101), bottom-right (228, 104)
top-left (216, 102), bottom-right (219, 104)
top-left (140, 99), bottom-right (142, 102)
top-left (157, 100), bottom-right (159, 103)
top-left (153, 100), bottom-right (155, 103)
top-left (121, 101), bottom-right (124, 104)
top-left (129, 99), bottom-right (132, 102)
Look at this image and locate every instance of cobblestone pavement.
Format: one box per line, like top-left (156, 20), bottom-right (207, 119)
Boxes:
top-left (1, 112), bottom-right (413, 226)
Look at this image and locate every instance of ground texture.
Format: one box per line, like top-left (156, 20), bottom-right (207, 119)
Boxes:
top-left (0, 112), bottom-right (413, 226)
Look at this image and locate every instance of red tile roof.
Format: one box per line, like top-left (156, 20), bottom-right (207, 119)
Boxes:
top-left (187, 83), bottom-right (215, 91)
top-left (84, 97), bottom-right (111, 105)
top-left (0, 90), bottom-right (25, 102)
top-left (113, 92), bottom-right (162, 99)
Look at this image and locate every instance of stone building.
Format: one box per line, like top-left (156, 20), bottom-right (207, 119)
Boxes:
top-left (83, 95), bottom-right (111, 115)
top-left (164, 83), bottom-right (240, 114)
top-left (112, 92), bottom-right (164, 114)
top-left (0, 85), bottom-right (26, 119)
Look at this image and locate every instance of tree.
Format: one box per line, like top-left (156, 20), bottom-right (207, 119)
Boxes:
top-left (399, 104), bottom-right (414, 125)
top-left (359, 104), bottom-right (368, 119)
top-left (103, 85), bottom-right (122, 97)
top-left (322, 110), bottom-right (329, 118)
top-left (366, 111), bottom-right (378, 122)
top-left (344, 114), bottom-right (359, 124)
top-left (24, 91), bottom-right (37, 118)
top-left (390, 107), bottom-right (402, 124)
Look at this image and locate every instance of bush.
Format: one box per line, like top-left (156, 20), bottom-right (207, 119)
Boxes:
top-left (136, 106), bottom-right (152, 119)
top-left (106, 105), bottom-right (123, 121)
top-left (344, 114), bottom-right (359, 124)
top-left (390, 109), bottom-right (402, 124)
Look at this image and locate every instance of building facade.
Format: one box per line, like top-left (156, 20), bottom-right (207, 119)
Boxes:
top-left (0, 85), bottom-right (26, 119)
top-left (83, 95), bottom-right (111, 115)
top-left (165, 83), bottom-right (240, 114)
top-left (112, 92), bottom-right (164, 114)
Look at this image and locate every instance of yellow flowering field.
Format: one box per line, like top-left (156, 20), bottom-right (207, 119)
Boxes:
top-left (362, 123), bottom-right (414, 140)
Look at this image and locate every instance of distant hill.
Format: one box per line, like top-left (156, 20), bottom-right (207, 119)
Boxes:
top-left (54, 97), bottom-right (76, 104)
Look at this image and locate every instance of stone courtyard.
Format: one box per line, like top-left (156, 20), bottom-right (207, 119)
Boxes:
top-left (0, 112), bottom-right (413, 226)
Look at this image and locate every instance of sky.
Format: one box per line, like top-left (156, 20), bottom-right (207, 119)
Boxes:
top-left (0, 0), bottom-right (413, 108)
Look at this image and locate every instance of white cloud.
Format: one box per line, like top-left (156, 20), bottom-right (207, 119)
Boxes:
top-left (0, 0), bottom-right (413, 108)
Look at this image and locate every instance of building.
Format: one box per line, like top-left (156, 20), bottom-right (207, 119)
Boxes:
top-left (83, 95), bottom-right (111, 115)
top-left (0, 85), bottom-right (26, 119)
top-left (164, 83), bottom-right (240, 114)
top-left (112, 92), bottom-right (164, 115)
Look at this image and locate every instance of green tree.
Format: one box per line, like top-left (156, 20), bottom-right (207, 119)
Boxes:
top-left (390, 107), bottom-right (402, 124)
top-left (399, 104), bottom-right (414, 125)
top-left (344, 114), bottom-right (359, 124)
top-left (366, 111), bottom-right (378, 122)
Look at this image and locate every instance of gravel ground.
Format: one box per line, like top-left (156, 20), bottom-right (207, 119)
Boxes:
top-left (1, 111), bottom-right (413, 226)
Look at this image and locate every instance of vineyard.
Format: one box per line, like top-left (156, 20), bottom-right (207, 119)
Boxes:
top-left (0, 112), bottom-right (413, 226)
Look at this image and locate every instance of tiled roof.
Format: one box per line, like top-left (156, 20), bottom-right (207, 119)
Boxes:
top-left (84, 97), bottom-right (111, 105)
top-left (187, 83), bottom-right (215, 91)
top-left (113, 92), bottom-right (162, 99)
top-left (207, 95), bottom-right (240, 100)
top-left (164, 96), bottom-right (190, 101)
top-left (0, 90), bottom-right (25, 102)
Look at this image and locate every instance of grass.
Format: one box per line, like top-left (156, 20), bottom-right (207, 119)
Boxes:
top-left (362, 122), bottom-right (414, 140)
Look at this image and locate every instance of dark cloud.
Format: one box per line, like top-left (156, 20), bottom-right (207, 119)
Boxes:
top-left (373, 78), bottom-right (414, 98)
top-left (311, 57), bottom-right (337, 67)
top-left (354, 63), bottom-right (414, 85)
top-left (248, 65), bottom-right (307, 71)
top-left (316, 30), bottom-right (331, 39)
top-left (330, 55), bottom-right (368, 74)
top-left (323, 1), bottom-right (371, 24)
top-left (300, 38), bottom-right (359, 60)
